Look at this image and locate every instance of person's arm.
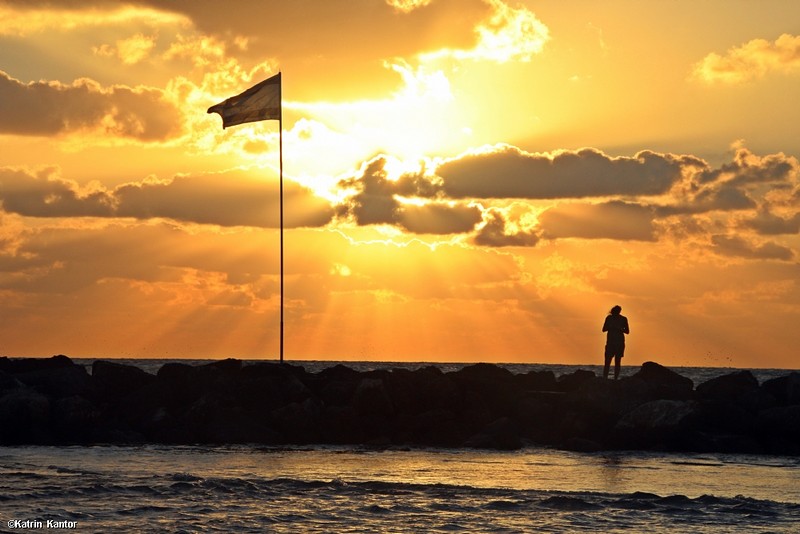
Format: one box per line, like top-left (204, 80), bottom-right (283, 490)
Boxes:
top-left (623, 317), bottom-right (630, 335)
top-left (602, 317), bottom-right (609, 332)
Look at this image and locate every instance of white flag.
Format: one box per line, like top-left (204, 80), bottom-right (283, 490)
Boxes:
top-left (207, 72), bottom-right (281, 128)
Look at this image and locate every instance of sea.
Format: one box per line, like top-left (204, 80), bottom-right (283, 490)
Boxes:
top-left (1, 360), bottom-right (799, 533)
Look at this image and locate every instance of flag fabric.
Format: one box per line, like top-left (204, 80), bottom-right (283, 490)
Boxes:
top-left (207, 72), bottom-right (281, 128)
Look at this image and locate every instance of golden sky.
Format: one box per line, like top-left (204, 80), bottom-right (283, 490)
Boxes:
top-left (1, 0), bottom-right (799, 368)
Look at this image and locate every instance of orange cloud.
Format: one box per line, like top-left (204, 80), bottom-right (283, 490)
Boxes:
top-left (93, 33), bottom-right (157, 65)
top-left (692, 33), bottom-right (800, 84)
top-left (420, 0), bottom-right (550, 63)
top-left (0, 4), bottom-right (189, 36)
top-left (0, 71), bottom-right (182, 141)
top-left (539, 201), bottom-right (657, 241)
top-left (0, 166), bottom-right (334, 228)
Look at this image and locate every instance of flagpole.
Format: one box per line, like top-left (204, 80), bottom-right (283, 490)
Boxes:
top-left (279, 76), bottom-right (284, 364)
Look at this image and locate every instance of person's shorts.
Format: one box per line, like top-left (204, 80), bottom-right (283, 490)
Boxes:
top-left (605, 344), bottom-right (625, 359)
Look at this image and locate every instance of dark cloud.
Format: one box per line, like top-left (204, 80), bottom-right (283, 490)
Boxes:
top-left (473, 208), bottom-right (539, 247)
top-left (0, 167), bottom-right (334, 228)
top-left (329, 146), bottom-right (800, 250)
top-left (698, 147), bottom-right (797, 187)
top-left (744, 210), bottom-right (800, 235)
top-left (0, 167), bottom-right (115, 217)
top-left (398, 203), bottom-right (482, 235)
top-left (0, 70), bottom-right (182, 140)
top-left (115, 171), bottom-right (334, 228)
top-left (538, 201), bottom-right (657, 241)
top-left (341, 158), bottom-right (400, 226)
top-left (433, 146), bottom-right (699, 199)
top-left (711, 235), bottom-right (794, 261)
top-left (656, 182), bottom-right (757, 216)
top-left (338, 156), bottom-right (481, 234)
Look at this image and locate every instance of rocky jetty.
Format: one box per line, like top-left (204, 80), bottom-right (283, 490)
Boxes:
top-left (1, 356), bottom-right (798, 454)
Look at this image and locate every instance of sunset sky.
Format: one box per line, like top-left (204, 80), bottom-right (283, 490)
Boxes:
top-left (1, 1), bottom-right (799, 368)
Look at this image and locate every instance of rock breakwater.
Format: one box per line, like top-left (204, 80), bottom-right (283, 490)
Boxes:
top-left (1, 356), bottom-right (798, 454)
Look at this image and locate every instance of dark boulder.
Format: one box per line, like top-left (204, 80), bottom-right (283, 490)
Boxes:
top-left (616, 400), bottom-right (696, 431)
top-left (761, 372), bottom-right (800, 406)
top-left (385, 366), bottom-right (459, 415)
top-left (318, 363), bottom-right (360, 381)
top-left (567, 376), bottom-right (651, 419)
top-left (556, 369), bottom-right (596, 392)
top-left (757, 405), bottom-right (800, 441)
top-left (696, 370), bottom-right (759, 403)
top-left (270, 398), bottom-right (323, 443)
top-left (614, 399), bottom-right (697, 451)
top-left (318, 405), bottom-right (365, 444)
top-left (515, 369), bottom-right (558, 392)
top-left (236, 362), bottom-right (312, 411)
top-left (15, 363), bottom-right (90, 398)
top-left (51, 395), bottom-right (101, 443)
top-left (396, 408), bottom-right (463, 446)
top-left (0, 355), bottom-right (74, 374)
top-left (452, 363), bottom-right (515, 384)
top-left (351, 378), bottom-right (394, 416)
top-left (0, 370), bottom-right (22, 393)
top-left (513, 392), bottom-right (563, 443)
top-left (90, 360), bottom-right (156, 401)
top-left (631, 362), bottom-right (694, 400)
top-left (318, 379), bottom-right (358, 406)
top-left (449, 363), bottom-right (522, 414)
top-left (0, 387), bottom-right (51, 443)
top-left (463, 417), bottom-right (522, 450)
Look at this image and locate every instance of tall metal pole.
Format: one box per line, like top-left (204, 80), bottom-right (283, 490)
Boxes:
top-left (279, 82), bottom-right (284, 364)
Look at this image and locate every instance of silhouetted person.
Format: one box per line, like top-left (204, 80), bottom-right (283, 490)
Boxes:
top-left (602, 305), bottom-right (629, 379)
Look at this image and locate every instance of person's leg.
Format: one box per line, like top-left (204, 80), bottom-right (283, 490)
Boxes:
top-left (614, 356), bottom-right (621, 380)
top-left (603, 353), bottom-right (611, 379)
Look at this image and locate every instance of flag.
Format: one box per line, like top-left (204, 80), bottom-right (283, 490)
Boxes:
top-left (207, 72), bottom-right (281, 128)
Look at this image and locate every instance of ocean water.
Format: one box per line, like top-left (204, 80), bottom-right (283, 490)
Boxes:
top-left (1, 445), bottom-right (798, 533)
top-left (2, 359), bottom-right (798, 532)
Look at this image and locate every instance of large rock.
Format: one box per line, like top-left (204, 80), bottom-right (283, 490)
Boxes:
top-left (513, 392), bottom-right (563, 444)
top-left (351, 378), bottom-right (394, 416)
top-left (757, 405), bottom-right (800, 441)
top-left (631, 362), bottom-right (694, 400)
top-left (514, 369), bottom-right (558, 392)
top-left (15, 363), bottom-right (90, 398)
top-left (613, 399), bottom-right (698, 451)
top-left (0, 355), bottom-right (74, 374)
top-left (556, 369), bottom-right (596, 392)
top-left (91, 360), bottom-right (156, 400)
top-left (449, 363), bottom-right (522, 414)
top-left (395, 408), bottom-right (463, 446)
top-left (0, 387), bottom-right (51, 443)
top-left (681, 399), bottom-right (758, 437)
top-left (617, 400), bottom-right (696, 430)
top-left (270, 398), bottom-right (322, 443)
top-left (385, 366), bottom-right (459, 415)
top-left (463, 417), bottom-right (522, 450)
top-left (51, 395), bottom-right (101, 443)
top-left (696, 370), bottom-right (759, 403)
top-left (235, 362), bottom-right (312, 411)
top-left (567, 376), bottom-right (651, 419)
top-left (761, 372), bottom-right (800, 406)
top-left (0, 370), bottom-right (22, 393)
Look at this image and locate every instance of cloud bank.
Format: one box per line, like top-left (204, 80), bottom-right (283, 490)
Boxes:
top-left (0, 70), bottom-right (183, 140)
top-left (0, 167), bottom-right (334, 228)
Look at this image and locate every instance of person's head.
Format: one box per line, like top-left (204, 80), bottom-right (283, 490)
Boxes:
top-left (609, 305), bottom-right (622, 315)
